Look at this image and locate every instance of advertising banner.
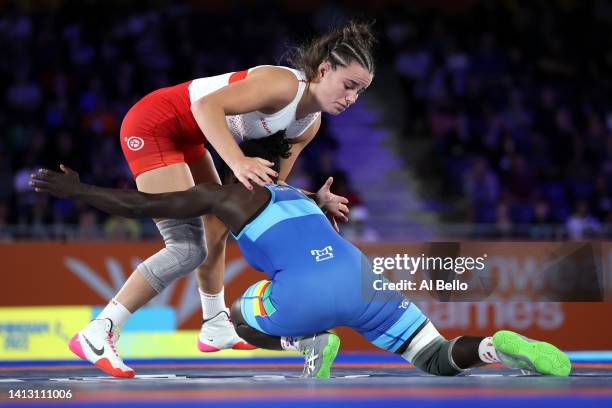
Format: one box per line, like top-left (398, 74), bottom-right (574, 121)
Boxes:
top-left (1, 242), bottom-right (610, 352)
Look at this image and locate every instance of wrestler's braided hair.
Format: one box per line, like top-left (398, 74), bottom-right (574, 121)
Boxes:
top-left (287, 20), bottom-right (377, 81)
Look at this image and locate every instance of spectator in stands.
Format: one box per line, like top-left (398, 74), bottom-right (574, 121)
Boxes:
top-left (463, 156), bottom-right (499, 223)
top-left (566, 200), bottom-right (601, 240)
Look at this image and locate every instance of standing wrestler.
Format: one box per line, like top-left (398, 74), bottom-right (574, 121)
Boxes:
top-left (58, 21), bottom-right (375, 377)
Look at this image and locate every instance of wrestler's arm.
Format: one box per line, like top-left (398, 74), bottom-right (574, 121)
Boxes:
top-left (29, 165), bottom-right (224, 219)
top-left (277, 115), bottom-right (321, 184)
top-left (275, 118), bottom-right (349, 225)
top-left (190, 67), bottom-right (298, 188)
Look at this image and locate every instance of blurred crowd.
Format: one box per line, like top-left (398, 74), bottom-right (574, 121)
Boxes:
top-left (1, 0), bottom-right (610, 241)
top-left (384, 0), bottom-right (612, 239)
top-left (0, 0), bottom-right (363, 240)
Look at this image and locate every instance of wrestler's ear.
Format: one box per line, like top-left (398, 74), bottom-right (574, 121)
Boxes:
top-left (317, 60), bottom-right (332, 80)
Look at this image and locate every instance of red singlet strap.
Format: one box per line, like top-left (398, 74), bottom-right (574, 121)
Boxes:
top-left (229, 70), bottom-right (248, 84)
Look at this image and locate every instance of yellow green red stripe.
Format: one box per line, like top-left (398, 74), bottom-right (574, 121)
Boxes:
top-left (250, 280), bottom-right (275, 317)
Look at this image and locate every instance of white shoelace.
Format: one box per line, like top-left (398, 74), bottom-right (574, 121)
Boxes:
top-left (304, 349), bottom-right (318, 375)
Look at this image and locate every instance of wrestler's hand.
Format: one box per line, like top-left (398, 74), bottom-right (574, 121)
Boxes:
top-left (324, 210), bottom-right (340, 232)
top-left (316, 177), bottom-right (349, 228)
top-left (29, 164), bottom-right (83, 198)
top-left (229, 155), bottom-right (277, 190)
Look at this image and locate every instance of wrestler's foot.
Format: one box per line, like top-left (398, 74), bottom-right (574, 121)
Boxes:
top-left (68, 318), bottom-right (135, 378)
top-left (197, 309), bottom-right (256, 352)
top-left (298, 332), bottom-right (341, 379)
top-left (492, 330), bottom-right (571, 376)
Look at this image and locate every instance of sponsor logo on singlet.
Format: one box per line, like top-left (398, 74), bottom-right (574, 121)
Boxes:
top-left (124, 136), bottom-right (144, 151)
top-left (310, 246), bottom-right (334, 262)
top-left (260, 118), bottom-right (272, 135)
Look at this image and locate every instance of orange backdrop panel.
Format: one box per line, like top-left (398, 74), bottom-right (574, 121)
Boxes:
top-left (1, 242), bottom-right (610, 350)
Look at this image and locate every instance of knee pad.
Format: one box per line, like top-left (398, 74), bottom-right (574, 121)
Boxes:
top-left (138, 218), bottom-right (207, 292)
top-left (230, 296), bottom-right (283, 350)
top-left (400, 322), bottom-right (463, 376)
top-left (410, 338), bottom-right (464, 376)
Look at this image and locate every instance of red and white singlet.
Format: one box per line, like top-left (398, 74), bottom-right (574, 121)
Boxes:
top-left (120, 65), bottom-right (320, 178)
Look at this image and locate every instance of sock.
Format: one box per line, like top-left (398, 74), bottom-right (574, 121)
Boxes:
top-left (478, 336), bottom-right (500, 364)
top-left (96, 298), bottom-right (131, 330)
top-left (280, 336), bottom-right (299, 351)
top-left (200, 287), bottom-right (226, 320)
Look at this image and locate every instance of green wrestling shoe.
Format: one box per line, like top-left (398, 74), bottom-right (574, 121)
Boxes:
top-left (492, 330), bottom-right (571, 376)
top-left (298, 332), bottom-right (341, 379)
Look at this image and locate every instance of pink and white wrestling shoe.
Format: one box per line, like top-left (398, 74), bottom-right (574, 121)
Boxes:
top-left (197, 310), bottom-right (256, 352)
top-left (68, 318), bottom-right (135, 378)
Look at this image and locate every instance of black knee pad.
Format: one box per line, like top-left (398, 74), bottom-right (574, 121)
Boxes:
top-left (412, 338), bottom-right (463, 376)
top-left (229, 296), bottom-right (283, 350)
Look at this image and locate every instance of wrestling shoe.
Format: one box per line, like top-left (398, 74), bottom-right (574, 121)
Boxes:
top-left (298, 332), bottom-right (341, 379)
top-left (68, 318), bottom-right (135, 378)
top-left (492, 330), bottom-right (571, 376)
top-left (197, 309), bottom-right (256, 352)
